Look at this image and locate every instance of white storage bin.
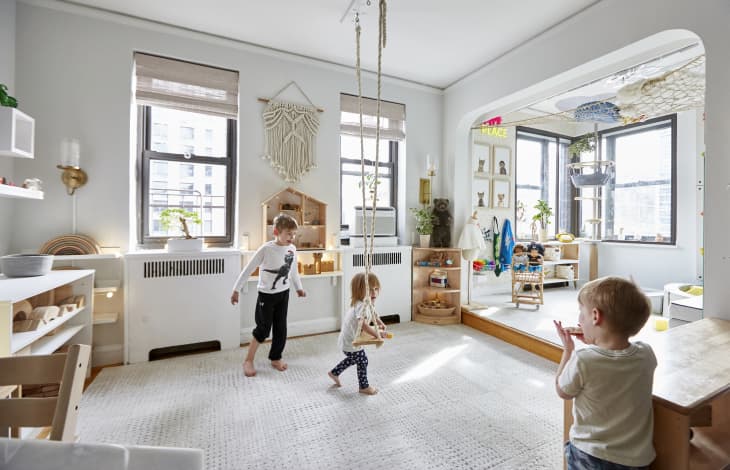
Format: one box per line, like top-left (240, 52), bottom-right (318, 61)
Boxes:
top-left (0, 107), bottom-right (34, 158)
top-left (543, 246), bottom-right (561, 261)
top-left (556, 265), bottom-right (574, 280)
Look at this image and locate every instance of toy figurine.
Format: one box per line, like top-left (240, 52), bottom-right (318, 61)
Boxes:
top-left (512, 244), bottom-right (528, 272)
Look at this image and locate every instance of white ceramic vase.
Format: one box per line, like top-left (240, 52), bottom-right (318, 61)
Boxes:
top-left (167, 238), bottom-right (204, 252)
top-left (419, 234), bottom-right (431, 248)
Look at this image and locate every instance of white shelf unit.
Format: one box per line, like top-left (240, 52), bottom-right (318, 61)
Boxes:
top-left (0, 269), bottom-right (94, 357)
top-left (541, 241), bottom-right (580, 288)
top-left (0, 184), bottom-right (43, 200)
top-left (0, 107), bottom-right (34, 158)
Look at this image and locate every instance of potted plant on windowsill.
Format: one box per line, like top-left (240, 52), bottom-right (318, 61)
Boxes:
top-left (410, 206), bottom-right (434, 247)
top-left (160, 208), bottom-right (203, 252)
top-left (532, 200), bottom-right (553, 242)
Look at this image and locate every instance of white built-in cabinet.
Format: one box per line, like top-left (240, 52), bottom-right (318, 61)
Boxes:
top-left (0, 106), bottom-right (42, 200)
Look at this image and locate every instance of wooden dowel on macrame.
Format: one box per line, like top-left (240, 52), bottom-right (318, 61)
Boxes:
top-left (257, 98), bottom-right (324, 113)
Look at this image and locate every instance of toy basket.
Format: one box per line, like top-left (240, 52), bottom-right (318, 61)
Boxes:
top-left (417, 302), bottom-right (456, 317)
top-left (543, 246), bottom-right (561, 261)
top-left (569, 161), bottom-right (615, 187)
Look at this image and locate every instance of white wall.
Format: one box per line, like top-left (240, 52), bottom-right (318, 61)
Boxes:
top-left (444, 0), bottom-right (730, 318)
top-left (10, 1), bottom-right (442, 351)
top-left (11, 0), bottom-right (442, 256)
top-left (0, 0), bottom-right (16, 256)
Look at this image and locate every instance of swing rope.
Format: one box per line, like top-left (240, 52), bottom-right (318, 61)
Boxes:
top-left (353, 1), bottom-right (387, 347)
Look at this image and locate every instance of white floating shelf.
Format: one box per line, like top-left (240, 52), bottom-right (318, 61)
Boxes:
top-left (93, 313), bottom-right (119, 325)
top-left (0, 184), bottom-right (43, 200)
top-left (53, 253), bottom-right (122, 260)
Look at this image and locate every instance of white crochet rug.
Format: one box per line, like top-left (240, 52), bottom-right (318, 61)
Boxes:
top-left (78, 323), bottom-right (563, 469)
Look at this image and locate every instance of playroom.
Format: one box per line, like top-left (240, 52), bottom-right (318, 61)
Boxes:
top-left (2, 1), bottom-right (729, 469)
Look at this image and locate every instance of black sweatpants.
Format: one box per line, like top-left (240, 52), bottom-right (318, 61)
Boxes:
top-left (251, 290), bottom-right (290, 361)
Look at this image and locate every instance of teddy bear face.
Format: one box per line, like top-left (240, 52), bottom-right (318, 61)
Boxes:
top-left (433, 198), bottom-right (450, 211)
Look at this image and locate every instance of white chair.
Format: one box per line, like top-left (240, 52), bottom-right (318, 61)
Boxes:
top-left (0, 344), bottom-right (90, 441)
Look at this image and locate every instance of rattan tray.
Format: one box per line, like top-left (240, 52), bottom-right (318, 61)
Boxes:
top-left (417, 302), bottom-right (456, 317)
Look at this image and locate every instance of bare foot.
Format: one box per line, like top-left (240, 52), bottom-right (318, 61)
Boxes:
top-left (243, 360), bottom-right (256, 377)
top-left (328, 371), bottom-right (341, 387)
top-left (359, 386), bottom-right (378, 395)
top-left (271, 360), bottom-right (288, 371)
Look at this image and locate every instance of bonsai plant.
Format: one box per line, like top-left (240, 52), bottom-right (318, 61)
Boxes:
top-left (160, 207), bottom-right (202, 239)
top-left (160, 208), bottom-right (203, 251)
top-left (410, 206), bottom-right (434, 247)
top-left (532, 200), bottom-right (553, 241)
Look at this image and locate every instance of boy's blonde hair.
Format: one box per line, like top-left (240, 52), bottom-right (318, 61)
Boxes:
top-left (350, 272), bottom-right (381, 306)
top-left (578, 276), bottom-right (651, 336)
top-left (273, 213), bottom-right (299, 232)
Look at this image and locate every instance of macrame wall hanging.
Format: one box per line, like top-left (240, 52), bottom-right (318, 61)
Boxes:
top-left (260, 81), bottom-right (321, 183)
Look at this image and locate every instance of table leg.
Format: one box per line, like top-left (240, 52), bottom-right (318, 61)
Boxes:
top-left (652, 402), bottom-right (690, 470)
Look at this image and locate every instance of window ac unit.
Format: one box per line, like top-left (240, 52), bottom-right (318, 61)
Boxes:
top-left (353, 206), bottom-right (396, 236)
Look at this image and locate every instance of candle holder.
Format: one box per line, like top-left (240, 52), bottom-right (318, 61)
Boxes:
top-left (56, 165), bottom-right (88, 195)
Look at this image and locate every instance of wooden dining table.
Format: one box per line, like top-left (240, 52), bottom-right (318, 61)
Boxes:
top-left (563, 318), bottom-right (730, 470)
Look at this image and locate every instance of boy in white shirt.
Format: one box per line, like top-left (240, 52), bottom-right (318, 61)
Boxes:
top-left (554, 276), bottom-right (657, 470)
top-left (231, 214), bottom-right (306, 377)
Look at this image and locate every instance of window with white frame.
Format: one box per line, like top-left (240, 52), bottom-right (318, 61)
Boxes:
top-left (134, 52), bottom-right (238, 246)
top-left (339, 94), bottom-right (404, 231)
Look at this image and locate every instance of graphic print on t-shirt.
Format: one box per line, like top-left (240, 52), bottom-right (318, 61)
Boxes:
top-left (262, 250), bottom-right (294, 289)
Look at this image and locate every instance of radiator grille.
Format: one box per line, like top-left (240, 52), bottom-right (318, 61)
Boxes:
top-left (352, 252), bottom-right (402, 267)
top-left (143, 258), bottom-right (226, 278)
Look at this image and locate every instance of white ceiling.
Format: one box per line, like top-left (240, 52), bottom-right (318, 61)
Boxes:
top-left (63, 0), bottom-right (599, 89)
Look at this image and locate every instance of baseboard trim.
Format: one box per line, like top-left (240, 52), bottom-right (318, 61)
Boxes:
top-left (240, 317), bottom-right (339, 344)
top-left (462, 311), bottom-right (562, 363)
top-left (92, 343), bottom-right (124, 367)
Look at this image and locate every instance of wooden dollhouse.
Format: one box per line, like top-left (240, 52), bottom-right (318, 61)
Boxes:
top-left (261, 187), bottom-right (327, 250)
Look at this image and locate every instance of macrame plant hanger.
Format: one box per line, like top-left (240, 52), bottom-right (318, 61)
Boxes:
top-left (352, 0), bottom-right (388, 348)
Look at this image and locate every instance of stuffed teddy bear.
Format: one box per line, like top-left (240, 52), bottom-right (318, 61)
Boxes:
top-left (431, 198), bottom-right (453, 248)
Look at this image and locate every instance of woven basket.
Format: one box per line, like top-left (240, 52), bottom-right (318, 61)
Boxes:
top-left (417, 302), bottom-right (456, 317)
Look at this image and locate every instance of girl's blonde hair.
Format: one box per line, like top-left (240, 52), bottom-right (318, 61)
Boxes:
top-left (578, 276), bottom-right (651, 336)
top-left (350, 272), bottom-right (381, 306)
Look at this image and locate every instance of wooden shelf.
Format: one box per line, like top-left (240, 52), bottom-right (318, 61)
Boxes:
top-left (247, 271), bottom-right (343, 282)
top-left (0, 184), bottom-right (43, 200)
top-left (0, 270), bottom-right (94, 304)
top-left (412, 247), bottom-right (462, 325)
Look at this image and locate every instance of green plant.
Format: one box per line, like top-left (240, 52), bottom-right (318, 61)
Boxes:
top-left (567, 134), bottom-right (595, 159)
top-left (410, 206), bottom-right (434, 235)
top-left (532, 200), bottom-right (553, 230)
top-left (160, 208), bottom-right (202, 239)
top-left (0, 84), bottom-right (18, 108)
top-left (358, 172), bottom-right (380, 205)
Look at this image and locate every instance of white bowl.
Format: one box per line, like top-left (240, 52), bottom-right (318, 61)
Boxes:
top-left (0, 254), bottom-right (54, 277)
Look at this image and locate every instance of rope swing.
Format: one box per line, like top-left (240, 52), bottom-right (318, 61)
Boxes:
top-left (352, 0), bottom-right (389, 348)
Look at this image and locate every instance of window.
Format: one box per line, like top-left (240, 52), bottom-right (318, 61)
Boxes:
top-left (514, 116), bottom-right (676, 245)
top-left (594, 116), bottom-right (676, 244)
top-left (135, 52), bottom-right (238, 246)
top-left (339, 94), bottom-right (405, 230)
top-left (514, 129), bottom-right (571, 239)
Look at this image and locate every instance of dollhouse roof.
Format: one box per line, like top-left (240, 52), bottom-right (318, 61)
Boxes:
top-left (260, 186), bottom-right (326, 206)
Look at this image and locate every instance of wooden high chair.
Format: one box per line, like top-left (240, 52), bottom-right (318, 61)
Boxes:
top-left (0, 344), bottom-right (91, 441)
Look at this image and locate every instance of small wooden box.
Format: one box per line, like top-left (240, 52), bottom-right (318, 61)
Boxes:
top-left (320, 260), bottom-right (334, 272)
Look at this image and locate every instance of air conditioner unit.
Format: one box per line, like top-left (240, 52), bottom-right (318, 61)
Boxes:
top-left (353, 206), bottom-right (396, 236)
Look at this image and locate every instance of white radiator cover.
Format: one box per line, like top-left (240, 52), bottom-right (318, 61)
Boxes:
top-left (342, 246), bottom-right (412, 322)
top-left (124, 249), bottom-right (241, 364)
